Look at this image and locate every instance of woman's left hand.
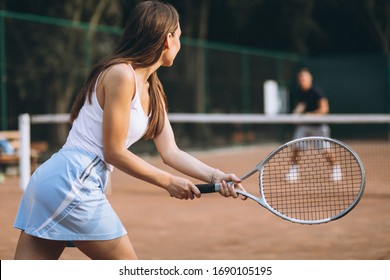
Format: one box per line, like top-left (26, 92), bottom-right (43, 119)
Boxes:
top-left (214, 172), bottom-right (247, 200)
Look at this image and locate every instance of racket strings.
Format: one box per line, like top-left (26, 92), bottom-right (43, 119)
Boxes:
top-left (262, 139), bottom-right (363, 222)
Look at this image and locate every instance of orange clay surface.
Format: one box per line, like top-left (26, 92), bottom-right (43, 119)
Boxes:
top-left (1, 145), bottom-right (389, 260)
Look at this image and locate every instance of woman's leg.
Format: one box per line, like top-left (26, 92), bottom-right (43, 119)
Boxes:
top-left (14, 231), bottom-right (66, 260)
top-left (73, 235), bottom-right (138, 260)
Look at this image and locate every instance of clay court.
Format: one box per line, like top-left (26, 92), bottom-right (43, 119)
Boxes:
top-left (0, 143), bottom-right (389, 260)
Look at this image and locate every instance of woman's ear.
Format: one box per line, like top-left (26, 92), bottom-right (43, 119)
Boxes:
top-left (164, 33), bottom-right (172, 49)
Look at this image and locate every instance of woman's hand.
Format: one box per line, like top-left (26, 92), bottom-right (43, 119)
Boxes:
top-left (212, 170), bottom-right (247, 200)
top-left (166, 176), bottom-right (201, 200)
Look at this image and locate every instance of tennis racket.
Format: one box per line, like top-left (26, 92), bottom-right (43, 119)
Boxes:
top-left (196, 137), bottom-right (365, 224)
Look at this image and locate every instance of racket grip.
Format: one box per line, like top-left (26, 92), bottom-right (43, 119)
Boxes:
top-left (196, 183), bottom-right (221, 193)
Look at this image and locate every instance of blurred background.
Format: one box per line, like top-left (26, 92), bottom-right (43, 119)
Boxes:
top-left (0, 0), bottom-right (389, 154)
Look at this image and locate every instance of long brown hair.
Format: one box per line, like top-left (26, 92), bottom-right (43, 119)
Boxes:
top-left (70, 1), bottom-right (179, 139)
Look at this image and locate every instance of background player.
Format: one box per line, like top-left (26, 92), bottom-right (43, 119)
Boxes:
top-left (287, 68), bottom-right (341, 182)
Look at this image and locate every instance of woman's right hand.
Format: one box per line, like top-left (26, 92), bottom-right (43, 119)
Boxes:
top-left (166, 176), bottom-right (201, 200)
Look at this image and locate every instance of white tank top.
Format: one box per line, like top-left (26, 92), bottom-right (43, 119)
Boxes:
top-left (63, 65), bottom-right (150, 171)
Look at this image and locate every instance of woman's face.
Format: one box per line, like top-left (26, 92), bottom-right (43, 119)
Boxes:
top-left (161, 23), bottom-right (182, 66)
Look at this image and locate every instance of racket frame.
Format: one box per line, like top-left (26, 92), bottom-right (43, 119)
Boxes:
top-left (197, 136), bottom-right (366, 224)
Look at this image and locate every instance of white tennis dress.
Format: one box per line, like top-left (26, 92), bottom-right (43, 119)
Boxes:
top-left (14, 65), bottom-right (149, 243)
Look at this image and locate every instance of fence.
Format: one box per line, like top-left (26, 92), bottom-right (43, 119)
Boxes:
top-left (0, 10), bottom-right (300, 133)
top-left (2, 11), bottom-right (390, 148)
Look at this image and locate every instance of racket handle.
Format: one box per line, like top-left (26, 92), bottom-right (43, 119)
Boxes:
top-left (196, 183), bottom-right (221, 193)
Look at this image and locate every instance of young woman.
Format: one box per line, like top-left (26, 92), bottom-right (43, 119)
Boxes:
top-left (13, 1), bottom-right (245, 260)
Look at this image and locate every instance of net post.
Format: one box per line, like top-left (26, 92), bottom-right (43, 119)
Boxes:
top-left (19, 113), bottom-right (31, 191)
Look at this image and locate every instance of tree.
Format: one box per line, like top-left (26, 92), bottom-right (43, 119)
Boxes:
top-left (211, 0), bottom-right (321, 54)
top-left (4, 0), bottom-right (125, 145)
top-left (42, 0), bottom-right (123, 145)
top-left (363, 0), bottom-right (390, 54)
top-left (2, 0), bottom-right (389, 147)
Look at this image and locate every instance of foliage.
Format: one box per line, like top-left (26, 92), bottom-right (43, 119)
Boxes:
top-left (1, 0), bottom-right (389, 145)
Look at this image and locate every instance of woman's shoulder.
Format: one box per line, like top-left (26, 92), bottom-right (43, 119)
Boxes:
top-left (104, 63), bottom-right (134, 80)
top-left (100, 63), bottom-right (137, 98)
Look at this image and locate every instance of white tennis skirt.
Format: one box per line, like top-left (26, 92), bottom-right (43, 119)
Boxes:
top-left (14, 148), bottom-right (127, 243)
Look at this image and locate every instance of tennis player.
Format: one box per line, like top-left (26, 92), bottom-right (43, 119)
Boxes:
top-left (287, 68), bottom-right (341, 182)
top-left (13, 1), bottom-right (245, 260)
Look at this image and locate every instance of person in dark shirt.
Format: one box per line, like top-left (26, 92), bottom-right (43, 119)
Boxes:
top-left (287, 68), bottom-right (341, 182)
